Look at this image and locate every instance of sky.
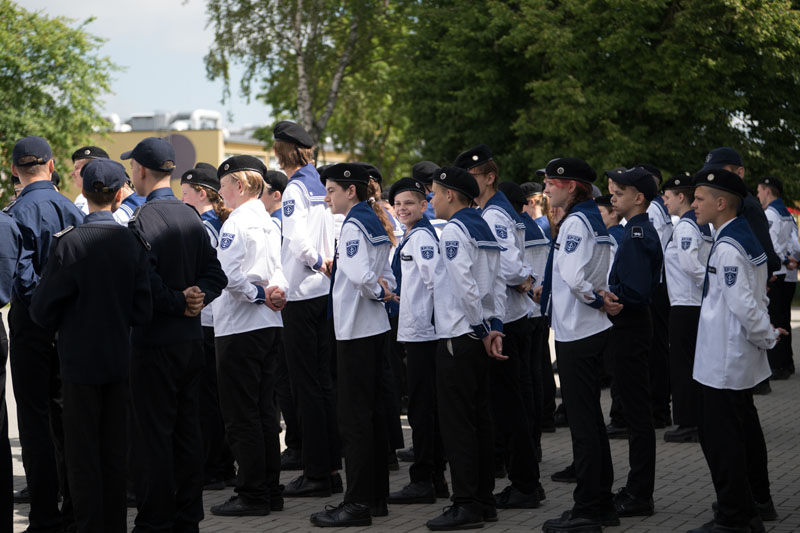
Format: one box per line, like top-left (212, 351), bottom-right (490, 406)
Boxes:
top-left (19, 0), bottom-right (270, 130)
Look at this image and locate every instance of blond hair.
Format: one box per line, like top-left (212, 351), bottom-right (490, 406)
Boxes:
top-left (228, 170), bottom-right (264, 197)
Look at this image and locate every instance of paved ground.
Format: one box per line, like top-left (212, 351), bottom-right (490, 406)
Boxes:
top-left (8, 309), bottom-right (800, 532)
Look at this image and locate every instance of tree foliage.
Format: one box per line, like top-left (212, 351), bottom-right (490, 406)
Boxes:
top-left (0, 0), bottom-right (117, 203)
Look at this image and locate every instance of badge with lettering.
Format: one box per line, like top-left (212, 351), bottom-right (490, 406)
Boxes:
top-left (632, 227), bottom-right (643, 239)
top-left (724, 266), bottom-right (738, 287)
top-left (681, 237), bottom-right (692, 250)
top-left (421, 245), bottom-right (434, 260)
top-left (564, 234), bottom-right (582, 253)
top-left (445, 241), bottom-right (459, 260)
top-left (220, 233), bottom-right (235, 249)
top-left (283, 199), bottom-right (295, 217)
top-left (346, 239), bottom-right (359, 257)
top-left (494, 224), bottom-right (508, 239)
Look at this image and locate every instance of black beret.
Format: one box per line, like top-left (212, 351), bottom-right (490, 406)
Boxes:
top-left (71, 146), bottom-right (110, 162)
top-left (388, 177), bottom-right (426, 205)
top-left (694, 168), bottom-right (747, 198)
top-left (595, 194), bottom-right (613, 207)
top-left (703, 147), bottom-right (743, 170)
top-left (412, 161), bottom-right (439, 184)
top-left (520, 182), bottom-right (543, 197)
top-left (218, 155), bottom-right (267, 180)
top-left (534, 168), bottom-right (546, 178)
top-left (432, 166), bottom-right (479, 200)
top-left (50, 171), bottom-right (61, 187)
top-left (454, 144), bottom-right (493, 170)
top-left (605, 167), bottom-right (658, 201)
top-left (273, 120), bottom-right (314, 148)
top-left (264, 170), bottom-right (288, 194)
top-left (195, 162), bottom-right (217, 171)
top-left (13, 136), bottom-right (52, 167)
top-left (121, 137), bottom-right (176, 173)
top-left (181, 166), bottom-right (220, 192)
top-left (82, 159), bottom-right (128, 193)
top-left (634, 162), bottom-right (662, 183)
top-left (319, 163), bottom-right (370, 185)
top-left (661, 172), bottom-right (693, 192)
top-left (357, 163), bottom-right (383, 184)
top-left (545, 157), bottom-right (596, 184)
top-left (758, 176), bottom-right (783, 195)
top-left (498, 181), bottom-right (526, 209)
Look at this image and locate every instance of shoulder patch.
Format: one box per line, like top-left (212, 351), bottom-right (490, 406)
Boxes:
top-left (346, 239), bottom-right (359, 257)
top-left (220, 232), bottom-right (235, 249)
top-left (494, 224), bottom-right (508, 239)
top-left (2, 199), bottom-right (16, 212)
top-left (631, 226), bottom-right (643, 239)
top-left (564, 234), bottom-right (582, 253)
top-left (681, 236), bottom-right (692, 250)
top-left (724, 266), bottom-right (738, 287)
top-left (420, 245), bottom-right (435, 260)
top-left (445, 240), bottom-right (459, 260)
top-left (283, 199), bottom-right (295, 217)
top-left (54, 225), bottom-right (74, 238)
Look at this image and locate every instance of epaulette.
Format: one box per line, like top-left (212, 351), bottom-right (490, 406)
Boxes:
top-left (127, 204), bottom-right (146, 226)
top-left (54, 225), bottom-right (75, 238)
top-left (2, 199), bottom-right (17, 212)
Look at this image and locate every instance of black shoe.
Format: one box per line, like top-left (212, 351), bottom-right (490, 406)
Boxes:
top-left (371, 498), bottom-right (388, 517)
top-left (283, 474), bottom-right (332, 497)
top-left (613, 487), bottom-right (654, 517)
top-left (598, 509), bottom-right (620, 527)
top-left (664, 426), bottom-right (700, 443)
top-left (752, 381), bottom-right (771, 395)
top-left (388, 481), bottom-right (436, 504)
top-left (203, 478), bottom-right (226, 490)
top-left (494, 485), bottom-right (540, 509)
top-left (331, 472), bottom-right (344, 494)
top-left (483, 505), bottom-right (498, 523)
top-left (388, 451), bottom-right (400, 471)
top-left (687, 520), bottom-right (751, 533)
top-left (606, 422), bottom-right (629, 439)
top-left (280, 448), bottom-right (303, 471)
top-left (310, 502), bottom-right (372, 527)
top-left (126, 489), bottom-right (137, 508)
top-left (426, 504), bottom-right (484, 531)
top-left (771, 367), bottom-right (791, 380)
top-left (210, 495), bottom-right (270, 517)
top-left (551, 463), bottom-right (577, 483)
top-left (712, 499), bottom-right (778, 522)
top-left (397, 447), bottom-right (415, 462)
top-left (542, 510), bottom-right (602, 532)
top-left (13, 486), bottom-right (30, 504)
top-left (434, 474), bottom-right (450, 499)
top-left (536, 483), bottom-right (547, 502)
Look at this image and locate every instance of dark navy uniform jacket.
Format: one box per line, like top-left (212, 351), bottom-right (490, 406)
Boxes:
top-left (0, 212), bottom-right (21, 307)
top-left (127, 187), bottom-right (227, 347)
top-left (3, 181), bottom-right (85, 305)
top-left (29, 211), bottom-right (152, 384)
top-left (608, 212), bottom-right (663, 317)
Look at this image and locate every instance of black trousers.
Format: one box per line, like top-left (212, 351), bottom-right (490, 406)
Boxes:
top-left (766, 278), bottom-right (794, 372)
top-left (0, 320), bottom-right (13, 533)
top-left (282, 296), bottom-right (341, 477)
top-left (649, 284), bottom-right (671, 424)
top-left (539, 323), bottom-right (557, 429)
top-left (337, 333), bottom-right (389, 505)
top-left (62, 380), bottom-right (127, 533)
top-left (609, 310), bottom-right (655, 500)
top-left (381, 333), bottom-right (405, 451)
top-left (698, 384), bottom-right (771, 528)
top-left (668, 306), bottom-right (701, 427)
top-left (216, 327), bottom-right (281, 505)
top-left (274, 330), bottom-right (302, 451)
top-left (436, 335), bottom-right (494, 507)
top-left (607, 343), bottom-right (625, 427)
top-left (527, 317), bottom-right (547, 447)
top-left (199, 327), bottom-right (235, 482)
top-left (405, 340), bottom-right (446, 483)
top-left (8, 299), bottom-right (71, 532)
top-left (130, 340), bottom-right (204, 533)
top-left (555, 330), bottom-right (614, 518)
top-left (490, 317), bottom-right (540, 493)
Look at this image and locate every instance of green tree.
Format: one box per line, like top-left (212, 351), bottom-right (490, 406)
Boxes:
top-left (0, 0), bottom-right (117, 203)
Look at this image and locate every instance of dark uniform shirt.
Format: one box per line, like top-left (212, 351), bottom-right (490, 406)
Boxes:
top-left (29, 211), bottom-right (153, 384)
top-left (127, 187), bottom-right (227, 346)
top-left (0, 212), bottom-right (21, 307)
top-left (608, 212), bottom-right (663, 313)
top-left (3, 180), bottom-right (85, 305)
top-left (742, 192), bottom-right (781, 276)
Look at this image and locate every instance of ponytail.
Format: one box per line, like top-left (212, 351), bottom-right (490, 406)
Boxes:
top-left (368, 181), bottom-right (397, 246)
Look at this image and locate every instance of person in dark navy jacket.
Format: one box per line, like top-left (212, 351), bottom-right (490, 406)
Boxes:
top-left (604, 167), bottom-right (663, 519)
top-left (123, 137), bottom-right (227, 532)
top-left (30, 159), bottom-right (152, 533)
top-left (4, 136), bottom-right (84, 531)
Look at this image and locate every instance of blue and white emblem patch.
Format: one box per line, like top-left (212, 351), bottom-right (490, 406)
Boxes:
top-left (346, 239), bottom-right (359, 257)
top-left (681, 237), bottom-right (692, 250)
top-left (494, 224), bottom-right (508, 239)
top-left (724, 266), bottom-right (738, 287)
top-left (220, 233), bottom-right (235, 249)
top-left (564, 234), bottom-right (582, 254)
top-left (445, 241), bottom-right (459, 260)
top-left (283, 199), bottom-right (295, 217)
top-left (421, 245), bottom-right (434, 260)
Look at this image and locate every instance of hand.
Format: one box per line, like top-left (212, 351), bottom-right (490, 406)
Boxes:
top-left (776, 327), bottom-right (789, 336)
top-left (787, 258), bottom-right (798, 271)
top-left (603, 291), bottom-right (623, 316)
top-left (769, 275), bottom-right (777, 284)
top-left (320, 258), bottom-right (334, 277)
top-left (264, 286), bottom-right (287, 311)
top-left (183, 286), bottom-right (205, 317)
top-left (378, 277), bottom-right (397, 302)
top-left (482, 331), bottom-right (508, 361)
top-left (532, 285), bottom-right (543, 304)
top-left (515, 276), bottom-right (533, 293)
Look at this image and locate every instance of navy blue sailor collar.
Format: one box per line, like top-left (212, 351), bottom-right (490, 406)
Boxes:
top-left (715, 215), bottom-right (767, 266)
top-left (567, 200), bottom-right (610, 239)
top-left (483, 190), bottom-right (525, 230)
top-left (680, 209), bottom-right (713, 238)
top-left (768, 197), bottom-right (792, 218)
top-left (291, 163), bottom-right (327, 203)
top-left (343, 201), bottom-right (391, 246)
top-left (449, 207), bottom-right (504, 250)
top-left (520, 212), bottom-right (549, 247)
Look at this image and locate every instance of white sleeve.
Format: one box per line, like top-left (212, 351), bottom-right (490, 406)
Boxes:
top-left (489, 249), bottom-right (506, 327)
top-left (765, 209), bottom-right (783, 256)
top-left (484, 210), bottom-right (531, 285)
top-left (675, 222), bottom-right (706, 288)
top-left (265, 222), bottom-right (289, 293)
top-left (441, 225), bottom-right (489, 336)
top-left (337, 223), bottom-right (385, 300)
top-left (555, 218), bottom-right (603, 307)
top-left (217, 219), bottom-right (261, 303)
top-left (282, 183), bottom-right (324, 270)
top-left (413, 232), bottom-right (439, 292)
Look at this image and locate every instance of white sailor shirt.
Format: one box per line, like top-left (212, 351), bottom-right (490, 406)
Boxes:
top-left (74, 193), bottom-right (89, 215)
top-left (764, 201), bottom-right (796, 277)
top-left (664, 215), bottom-right (713, 307)
top-left (396, 225), bottom-right (441, 342)
top-left (647, 199), bottom-right (674, 251)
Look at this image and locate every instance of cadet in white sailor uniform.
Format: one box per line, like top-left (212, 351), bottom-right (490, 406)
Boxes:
top-left (538, 158), bottom-right (616, 533)
top-left (273, 121), bottom-right (342, 496)
top-left (310, 163), bottom-right (396, 528)
top-left (385, 178), bottom-right (449, 506)
top-left (661, 174), bottom-right (712, 444)
top-left (209, 156), bottom-right (288, 517)
top-left (426, 166), bottom-right (505, 531)
top-left (689, 168), bottom-right (782, 533)
top-left (757, 176), bottom-right (796, 379)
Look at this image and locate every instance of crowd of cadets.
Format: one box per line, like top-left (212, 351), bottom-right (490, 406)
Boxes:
top-left (0, 123), bottom-right (793, 533)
